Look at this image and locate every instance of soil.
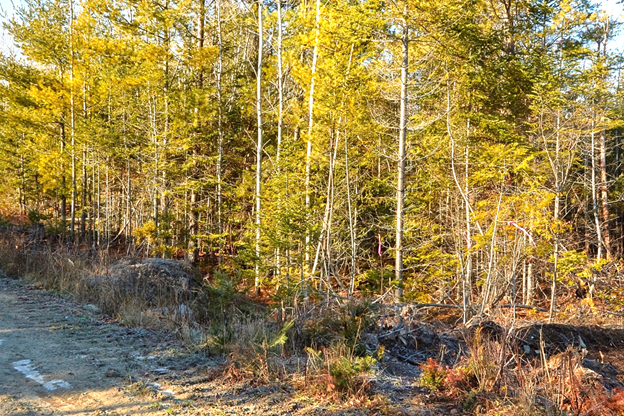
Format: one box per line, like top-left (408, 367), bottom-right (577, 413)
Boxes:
top-left (0, 277), bottom-right (208, 415)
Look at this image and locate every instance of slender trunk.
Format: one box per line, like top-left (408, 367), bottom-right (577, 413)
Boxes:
top-left (599, 130), bottom-right (611, 259)
top-left (549, 181), bottom-right (560, 322)
top-left (305, 0), bottom-right (321, 278)
top-left (60, 122), bottom-right (66, 228)
top-left (599, 26), bottom-right (611, 260)
top-left (480, 184), bottom-right (503, 314)
top-left (217, 0), bottom-right (224, 266)
top-left (81, 82), bottom-right (87, 241)
top-left (69, 0), bottom-right (76, 242)
top-left (255, 0), bottom-right (264, 290)
top-left (81, 146), bottom-right (87, 240)
top-left (149, 94), bottom-right (159, 243)
top-left (395, 8), bottom-right (408, 299)
top-left (19, 135), bottom-right (24, 215)
top-left (125, 111), bottom-right (132, 247)
top-left (464, 122), bottom-right (472, 319)
top-left (345, 132), bottom-right (357, 296)
top-left (105, 162), bottom-right (110, 248)
top-left (275, 0), bottom-right (284, 276)
top-left (189, 0), bottom-right (206, 263)
top-left (276, 0), bottom-right (283, 168)
top-left (447, 80), bottom-right (472, 320)
top-left (162, 41), bottom-right (170, 254)
top-left (527, 260), bottom-right (533, 304)
top-left (591, 125), bottom-right (603, 260)
top-left (310, 127), bottom-right (340, 284)
top-left (549, 111), bottom-right (561, 322)
top-left (92, 149), bottom-right (97, 247)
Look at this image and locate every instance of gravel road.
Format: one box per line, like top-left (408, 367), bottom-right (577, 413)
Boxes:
top-left (0, 278), bottom-right (196, 415)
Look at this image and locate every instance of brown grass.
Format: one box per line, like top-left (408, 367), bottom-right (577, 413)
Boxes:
top-left (5, 228), bottom-right (624, 414)
top-left (417, 326), bottom-right (624, 415)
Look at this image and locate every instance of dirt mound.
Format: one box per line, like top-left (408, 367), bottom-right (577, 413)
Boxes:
top-left (83, 258), bottom-right (205, 315)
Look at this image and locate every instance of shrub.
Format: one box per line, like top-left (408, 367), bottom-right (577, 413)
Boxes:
top-left (419, 358), bottom-right (447, 391)
top-left (305, 341), bottom-right (377, 397)
top-left (331, 355), bottom-right (377, 392)
top-left (301, 301), bottom-right (378, 354)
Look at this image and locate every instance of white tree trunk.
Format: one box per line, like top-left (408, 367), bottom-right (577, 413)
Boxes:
top-left (254, 0), bottom-right (264, 290)
top-left (395, 9), bottom-right (408, 299)
top-left (303, 0), bottom-right (320, 299)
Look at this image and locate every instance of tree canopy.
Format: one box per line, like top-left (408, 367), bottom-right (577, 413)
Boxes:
top-left (1, 0), bottom-right (623, 316)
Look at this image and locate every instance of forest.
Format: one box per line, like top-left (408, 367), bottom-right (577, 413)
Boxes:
top-left (0, 0), bottom-right (623, 320)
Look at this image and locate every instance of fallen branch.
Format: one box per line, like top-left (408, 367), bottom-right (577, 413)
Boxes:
top-left (410, 303), bottom-right (462, 309)
top-left (497, 304), bottom-right (548, 312)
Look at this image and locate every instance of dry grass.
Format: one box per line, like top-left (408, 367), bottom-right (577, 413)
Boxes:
top-left (417, 325), bottom-right (624, 415)
top-left (6, 228), bottom-right (624, 414)
top-left (0, 231), bottom-right (201, 333)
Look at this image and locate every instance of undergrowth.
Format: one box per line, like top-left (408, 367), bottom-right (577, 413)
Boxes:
top-left (419, 329), bottom-right (624, 415)
top-left (6, 226), bottom-right (624, 414)
top-left (0, 228), bottom-right (385, 408)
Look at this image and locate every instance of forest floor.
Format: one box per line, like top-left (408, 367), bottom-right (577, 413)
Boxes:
top-left (7, 268), bottom-right (624, 415)
top-left (0, 276), bottom-right (432, 416)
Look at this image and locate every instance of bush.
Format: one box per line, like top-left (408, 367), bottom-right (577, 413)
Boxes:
top-left (26, 209), bottom-right (48, 225)
top-left (301, 301), bottom-right (378, 354)
top-left (305, 341), bottom-right (377, 397)
top-left (419, 358), bottom-right (447, 391)
top-left (331, 355), bottom-right (376, 393)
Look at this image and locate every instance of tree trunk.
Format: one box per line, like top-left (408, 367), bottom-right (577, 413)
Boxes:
top-left (303, 0), bottom-right (320, 299)
top-left (216, 0), bottom-right (224, 266)
top-left (255, 0), bottom-right (264, 290)
top-left (591, 126), bottom-right (604, 261)
top-left (345, 131), bottom-right (357, 296)
top-left (549, 111), bottom-right (561, 322)
top-left (69, 0), bottom-right (76, 242)
top-left (60, 121), bottom-right (66, 229)
top-left (275, 0), bottom-right (283, 276)
top-left (395, 7), bottom-right (408, 299)
top-left (599, 130), bottom-right (611, 259)
top-left (188, 0), bottom-right (205, 263)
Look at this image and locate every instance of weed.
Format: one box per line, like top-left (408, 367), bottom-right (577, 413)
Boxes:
top-left (305, 339), bottom-right (377, 397)
top-left (124, 380), bottom-right (151, 397)
top-left (419, 358), bottom-right (447, 391)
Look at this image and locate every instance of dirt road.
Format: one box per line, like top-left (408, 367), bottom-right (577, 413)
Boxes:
top-left (0, 277), bottom-right (425, 416)
top-left (0, 277), bottom-right (212, 416)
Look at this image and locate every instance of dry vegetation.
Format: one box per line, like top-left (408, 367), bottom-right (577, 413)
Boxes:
top-left (5, 226), bottom-right (624, 415)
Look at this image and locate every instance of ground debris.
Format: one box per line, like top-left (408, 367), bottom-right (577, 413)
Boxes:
top-left (510, 323), bottom-right (624, 355)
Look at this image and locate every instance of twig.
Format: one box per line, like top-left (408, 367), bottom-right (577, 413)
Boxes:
top-left (497, 304), bottom-right (548, 312)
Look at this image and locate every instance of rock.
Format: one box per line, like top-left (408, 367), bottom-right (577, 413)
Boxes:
top-left (104, 368), bottom-right (122, 378)
top-left (84, 304), bottom-right (102, 314)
